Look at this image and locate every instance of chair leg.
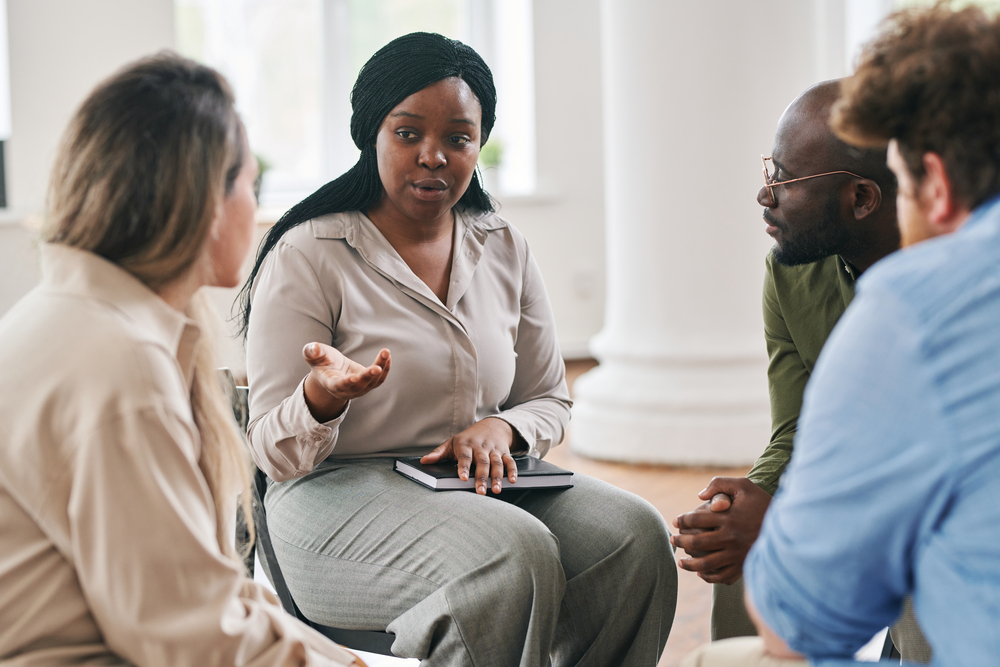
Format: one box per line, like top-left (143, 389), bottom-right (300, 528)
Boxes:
top-left (235, 501), bottom-right (255, 577)
top-left (880, 628), bottom-right (902, 660)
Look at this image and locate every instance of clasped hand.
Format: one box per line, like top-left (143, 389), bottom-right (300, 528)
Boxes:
top-left (421, 418), bottom-right (518, 496)
top-left (670, 477), bottom-right (772, 585)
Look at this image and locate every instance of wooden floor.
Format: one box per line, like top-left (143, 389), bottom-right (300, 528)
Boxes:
top-left (552, 359), bottom-right (751, 667)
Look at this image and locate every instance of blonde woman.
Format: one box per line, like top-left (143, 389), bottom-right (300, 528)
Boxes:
top-left (0, 55), bottom-right (359, 666)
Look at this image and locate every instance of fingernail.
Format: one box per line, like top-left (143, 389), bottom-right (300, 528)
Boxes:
top-left (306, 343), bottom-right (318, 357)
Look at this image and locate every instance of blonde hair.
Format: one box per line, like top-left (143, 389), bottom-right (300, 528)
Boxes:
top-left (42, 53), bottom-right (254, 562)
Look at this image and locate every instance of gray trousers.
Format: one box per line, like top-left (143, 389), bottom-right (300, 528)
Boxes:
top-left (711, 579), bottom-right (932, 663)
top-left (265, 458), bottom-right (677, 667)
top-left (710, 579), bottom-right (756, 641)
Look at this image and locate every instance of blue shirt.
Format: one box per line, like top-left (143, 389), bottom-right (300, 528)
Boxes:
top-left (745, 196), bottom-right (1000, 667)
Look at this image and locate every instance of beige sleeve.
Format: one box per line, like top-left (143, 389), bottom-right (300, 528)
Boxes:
top-left (246, 377), bottom-right (350, 482)
top-left (67, 404), bottom-right (358, 667)
top-left (246, 241), bottom-right (349, 482)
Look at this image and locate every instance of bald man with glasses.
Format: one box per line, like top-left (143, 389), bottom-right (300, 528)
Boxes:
top-left (671, 80), bottom-right (930, 663)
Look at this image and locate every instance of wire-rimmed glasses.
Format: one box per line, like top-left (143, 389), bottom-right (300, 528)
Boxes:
top-left (762, 155), bottom-right (864, 204)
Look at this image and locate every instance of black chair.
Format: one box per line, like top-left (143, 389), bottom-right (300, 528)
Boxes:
top-left (223, 372), bottom-right (396, 656)
top-left (880, 629), bottom-right (902, 661)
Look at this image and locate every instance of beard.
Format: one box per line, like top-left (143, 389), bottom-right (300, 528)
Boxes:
top-left (770, 191), bottom-right (851, 266)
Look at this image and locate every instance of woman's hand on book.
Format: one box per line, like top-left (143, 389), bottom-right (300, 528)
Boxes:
top-left (420, 418), bottom-right (518, 495)
top-left (301, 343), bottom-right (391, 422)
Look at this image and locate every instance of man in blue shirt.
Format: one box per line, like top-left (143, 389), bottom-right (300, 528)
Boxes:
top-left (683, 5), bottom-right (1000, 666)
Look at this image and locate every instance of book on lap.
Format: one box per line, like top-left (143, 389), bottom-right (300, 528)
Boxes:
top-left (394, 455), bottom-right (574, 491)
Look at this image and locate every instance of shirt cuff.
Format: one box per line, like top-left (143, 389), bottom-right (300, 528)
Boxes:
top-left (485, 413), bottom-right (537, 457)
top-left (282, 378), bottom-right (350, 473)
top-left (746, 474), bottom-right (778, 497)
top-left (294, 375), bottom-right (348, 426)
top-left (745, 536), bottom-right (857, 659)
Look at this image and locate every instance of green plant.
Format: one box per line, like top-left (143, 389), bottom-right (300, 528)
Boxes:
top-left (253, 153), bottom-right (271, 202)
top-left (478, 138), bottom-right (504, 170)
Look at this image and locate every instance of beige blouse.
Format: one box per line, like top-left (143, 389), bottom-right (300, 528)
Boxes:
top-left (0, 244), bottom-right (357, 666)
top-left (246, 210), bottom-right (572, 482)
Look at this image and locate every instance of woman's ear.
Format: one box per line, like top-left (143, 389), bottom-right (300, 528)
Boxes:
top-left (851, 179), bottom-right (883, 220)
top-left (208, 199), bottom-right (225, 243)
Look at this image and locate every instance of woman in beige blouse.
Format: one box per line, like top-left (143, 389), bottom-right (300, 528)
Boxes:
top-left (240, 33), bottom-right (678, 667)
top-left (0, 55), bottom-right (359, 666)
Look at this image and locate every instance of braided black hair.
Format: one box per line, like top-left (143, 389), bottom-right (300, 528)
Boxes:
top-left (237, 32), bottom-right (497, 337)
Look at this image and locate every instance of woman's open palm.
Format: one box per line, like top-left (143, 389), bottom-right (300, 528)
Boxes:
top-left (301, 343), bottom-right (391, 421)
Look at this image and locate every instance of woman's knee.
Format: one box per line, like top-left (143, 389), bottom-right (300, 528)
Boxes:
top-left (566, 478), bottom-right (674, 565)
top-left (490, 512), bottom-right (566, 593)
top-left (626, 496), bottom-right (675, 559)
top-left (602, 495), bottom-right (676, 598)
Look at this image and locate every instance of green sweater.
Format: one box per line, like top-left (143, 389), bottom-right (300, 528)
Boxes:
top-left (746, 253), bottom-right (857, 496)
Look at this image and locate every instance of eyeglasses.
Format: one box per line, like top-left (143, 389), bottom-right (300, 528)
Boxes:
top-left (761, 155), bottom-right (863, 204)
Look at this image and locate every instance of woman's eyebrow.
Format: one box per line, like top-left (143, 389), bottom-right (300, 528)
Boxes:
top-left (389, 110), bottom-right (476, 127)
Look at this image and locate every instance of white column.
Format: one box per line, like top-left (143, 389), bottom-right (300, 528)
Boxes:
top-left (571, 0), bottom-right (821, 465)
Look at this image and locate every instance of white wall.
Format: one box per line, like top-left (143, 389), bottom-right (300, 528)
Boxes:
top-left (0, 0), bottom-right (899, 373)
top-left (7, 0), bottom-right (175, 215)
top-left (0, 212), bottom-right (39, 314)
top-left (0, 0), bottom-right (175, 324)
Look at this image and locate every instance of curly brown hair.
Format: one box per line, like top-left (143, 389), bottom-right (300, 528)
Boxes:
top-left (832, 3), bottom-right (1000, 210)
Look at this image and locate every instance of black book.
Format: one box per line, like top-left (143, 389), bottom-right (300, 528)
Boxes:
top-left (394, 455), bottom-right (574, 491)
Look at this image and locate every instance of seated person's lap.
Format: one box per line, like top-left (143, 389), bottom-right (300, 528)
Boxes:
top-left (265, 459), bottom-right (673, 629)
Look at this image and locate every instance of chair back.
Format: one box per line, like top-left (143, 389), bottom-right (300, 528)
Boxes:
top-left (222, 374), bottom-right (302, 614)
top-left (247, 462), bottom-right (305, 617)
top-left (220, 369), bottom-right (396, 656)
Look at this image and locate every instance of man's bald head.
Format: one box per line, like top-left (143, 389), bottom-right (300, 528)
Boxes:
top-left (761, 80), bottom-right (900, 271)
top-left (779, 81), bottom-right (896, 198)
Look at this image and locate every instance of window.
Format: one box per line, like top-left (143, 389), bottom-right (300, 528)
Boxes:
top-left (895, 0), bottom-right (1000, 11)
top-left (818, 0), bottom-right (1000, 81)
top-left (175, 0), bottom-right (536, 209)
